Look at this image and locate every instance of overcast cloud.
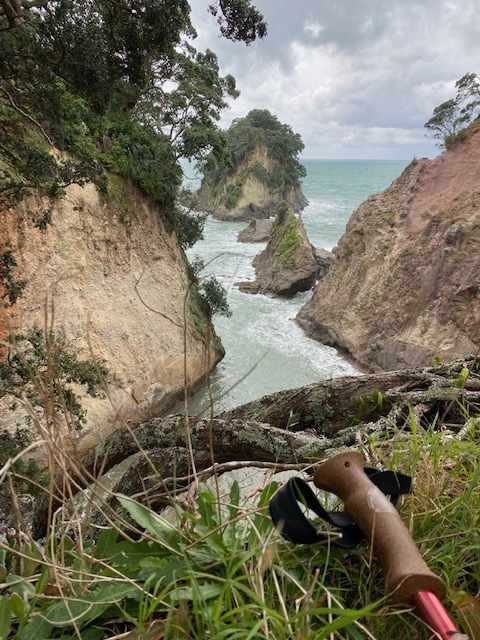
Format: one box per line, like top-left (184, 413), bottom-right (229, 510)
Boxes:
top-left (188, 0), bottom-right (479, 159)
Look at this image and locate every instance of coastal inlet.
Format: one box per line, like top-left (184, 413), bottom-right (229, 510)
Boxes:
top-left (185, 159), bottom-right (408, 415)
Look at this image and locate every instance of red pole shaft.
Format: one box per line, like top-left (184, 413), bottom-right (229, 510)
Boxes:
top-left (412, 590), bottom-right (469, 640)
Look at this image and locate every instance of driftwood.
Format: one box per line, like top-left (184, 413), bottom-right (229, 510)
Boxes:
top-left (221, 358), bottom-right (480, 433)
top-left (29, 357), bottom-right (479, 537)
top-left (74, 356), bottom-right (480, 486)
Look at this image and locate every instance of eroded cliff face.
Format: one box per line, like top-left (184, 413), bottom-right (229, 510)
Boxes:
top-left (198, 146), bottom-right (308, 221)
top-left (297, 126), bottom-right (480, 371)
top-left (0, 178), bottom-right (224, 452)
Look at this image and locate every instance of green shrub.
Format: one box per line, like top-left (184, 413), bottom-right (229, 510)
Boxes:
top-left (104, 118), bottom-right (181, 206)
top-left (221, 183), bottom-right (243, 209)
top-left (166, 207), bottom-right (206, 250)
top-left (0, 327), bottom-right (109, 431)
top-left (0, 244), bottom-right (27, 305)
top-left (200, 275), bottom-right (232, 317)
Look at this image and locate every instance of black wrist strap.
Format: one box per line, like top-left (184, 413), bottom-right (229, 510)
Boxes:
top-left (269, 468), bottom-right (412, 549)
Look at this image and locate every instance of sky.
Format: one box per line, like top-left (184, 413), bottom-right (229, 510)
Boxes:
top-left (188, 0), bottom-right (479, 160)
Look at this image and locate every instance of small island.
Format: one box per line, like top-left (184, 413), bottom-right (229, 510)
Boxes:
top-left (196, 109), bottom-right (308, 220)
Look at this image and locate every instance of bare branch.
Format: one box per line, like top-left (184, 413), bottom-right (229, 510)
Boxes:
top-left (0, 85), bottom-right (53, 146)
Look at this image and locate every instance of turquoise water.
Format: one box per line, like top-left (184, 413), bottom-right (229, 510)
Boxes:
top-left (301, 160), bottom-right (408, 250)
top-left (186, 159), bottom-right (408, 415)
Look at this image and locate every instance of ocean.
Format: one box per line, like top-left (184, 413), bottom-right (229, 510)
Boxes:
top-left (185, 159), bottom-right (409, 415)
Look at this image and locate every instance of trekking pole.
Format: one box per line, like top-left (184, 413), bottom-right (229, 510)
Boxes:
top-left (313, 450), bottom-right (469, 640)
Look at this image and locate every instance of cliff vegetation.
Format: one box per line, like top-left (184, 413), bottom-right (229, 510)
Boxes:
top-left (0, 0), bottom-right (267, 448)
top-left (238, 202), bottom-right (320, 296)
top-left (0, 355), bottom-right (478, 639)
top-left (0, 10), bottom-right (478, 639)
top-left (196, 109), bottom-right (308, 220)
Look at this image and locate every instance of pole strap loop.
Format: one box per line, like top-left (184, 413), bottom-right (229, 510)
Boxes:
top-left (268, 468), bottom-right (411, 549)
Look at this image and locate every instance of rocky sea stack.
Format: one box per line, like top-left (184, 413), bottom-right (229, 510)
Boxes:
top-left (297, 121), bottom-right (480, 371)
top-left (237, 203), bottom-right (321, 297)
top-left (196, 109), bottom-right (308, 221)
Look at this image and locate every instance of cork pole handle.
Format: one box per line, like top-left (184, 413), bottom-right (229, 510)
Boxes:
top-left (313, 450), bottom-right (446, 604)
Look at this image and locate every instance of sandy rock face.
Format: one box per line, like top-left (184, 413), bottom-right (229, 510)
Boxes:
top-left (198, 146), bottom-right (308, 221)
top-left (0, 180), bottom-right (224, 452)
top-left (296, 127), bottom-right (480, 371)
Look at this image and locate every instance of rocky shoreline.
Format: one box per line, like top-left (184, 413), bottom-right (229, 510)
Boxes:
top-left (296, 126), bottom-right (480, 371)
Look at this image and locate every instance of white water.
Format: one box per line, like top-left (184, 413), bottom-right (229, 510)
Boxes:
top-left (185, 159), bottom-right (408, 415)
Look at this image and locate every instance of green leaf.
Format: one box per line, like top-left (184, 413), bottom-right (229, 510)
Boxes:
top-left (116, 494), bottom-right (184, 555)
top-left (170, 581), bottom-right (223, 604)
top-left (7, 575), bottom-right (35, 600)
top-left (9, 591), bottom-right (25, 619)
top-left (94, 527), bottom-right (119, 559)
top-left (43, 581), bottom-right (139, 628)
top-left (228, 480), bottom-right (241, 520)
top-left (109, 539), bottom-right (171, 570)
top-left (20, 541), bottom-right (43, 578)
top-left (372, 389), bottom-right (383, 409)
top-left (187, 544), bottom-right (222, 566)
top-left (18, 613), bottom-right (54, 640)
top-left (75, 626), bottom-right (106, 640)
top-left (357, 396), bottom-right (366, 415)
top-left (138, 555), bottom-right (187, 583)
top-left (257, 481), bottom-right (279, 508)
top-left (0, 596), bottom-right (12, 640)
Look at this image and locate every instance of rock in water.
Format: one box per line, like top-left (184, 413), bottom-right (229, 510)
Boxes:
top-left (237, 218), bottom-right (274, 243)
top-left (237, 203), bottom-right (320, 297)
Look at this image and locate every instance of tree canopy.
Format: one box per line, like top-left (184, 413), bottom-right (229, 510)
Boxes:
top-left (200, 109), bottom-right (306, 199)
top-left (424, 72), bottom-right (480, 148)
top-left (0, 0), bottom-right (267, 240)
top-left (134, 44), bottom-right (239, 162)
top-left (208, 0), bottom-right (267, 45)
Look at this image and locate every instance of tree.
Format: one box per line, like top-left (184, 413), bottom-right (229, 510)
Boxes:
top-left (0, 0), bottom-right (267, 237)
top-left (1, 0), bottom-right (267, 44)
top-left (227, 110), bottom-right (306, 189)
top-left (31, 0), bottom-right (194, 114)
top-left (135, 44), bottom-right (239, 163)
top-left (0, 0), bottom-right (48, 28)
top-left (425, 72), bottom-right (480, 148)
top-left (208, 0), bottom-right (267, 44)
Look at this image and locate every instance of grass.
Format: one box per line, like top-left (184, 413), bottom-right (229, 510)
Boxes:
top-left (0, 336), bottom-right (478, 639)
top-left (0, 400), bottom-right (478, 640)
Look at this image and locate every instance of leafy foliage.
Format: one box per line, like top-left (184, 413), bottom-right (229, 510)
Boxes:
top-left (208, 0), bottom-right (267, 44)
top-left (104, 117), bottom-right (182, 205)
top-left (0, 243), bottom-right (27, 305)
top-left (0, 0), bottom-right (265, 233)
top-left (0, 417), bottom-right (478, 639)
top-left (0, 327), bottom-right (109, 432)
top-left (424, 72), bottom-right (480, 148)
top-left (135, 44), bottom-right (238, 164)
top-left (200, 109), bottom-right (306, 201)
top-left (190, 256), bottom-right (232, 317)
top-left (166, 206), bottom-right (206, 249)
top-left (221, 182), bottom-right (243, 209)
top-left (200, 275), bottom-right (232, 317)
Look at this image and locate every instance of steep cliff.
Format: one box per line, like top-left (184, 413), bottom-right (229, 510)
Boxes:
top-left (0, 178), bottom-right (224, 452)
top-left (297, 124), bottom-right (480, 371)
top-left (197, 145), bottom-right (307, 221)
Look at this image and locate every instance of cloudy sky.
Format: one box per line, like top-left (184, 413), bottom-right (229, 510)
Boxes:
top-left (188, 0), bottom-right (479, 160)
